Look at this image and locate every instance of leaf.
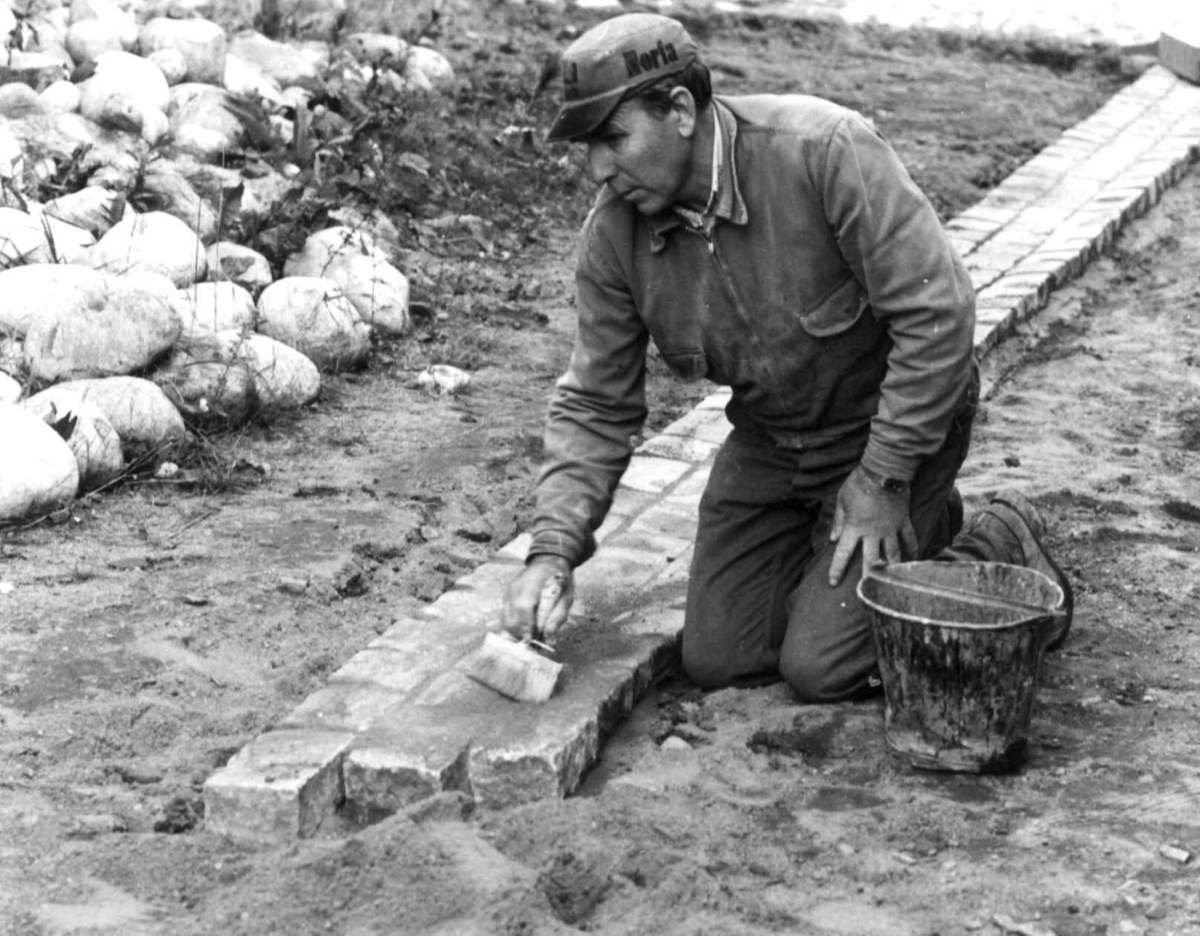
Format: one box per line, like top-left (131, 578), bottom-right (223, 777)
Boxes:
top-left (395, 153), bottom-right (431, 177)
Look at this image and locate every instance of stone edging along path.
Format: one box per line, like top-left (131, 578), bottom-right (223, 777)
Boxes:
top-left (203, 64), bottom-right (1200, 841)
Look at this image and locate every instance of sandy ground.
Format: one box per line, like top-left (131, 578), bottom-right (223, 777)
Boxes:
top-left (1, 8), bottom-right (1197, 935)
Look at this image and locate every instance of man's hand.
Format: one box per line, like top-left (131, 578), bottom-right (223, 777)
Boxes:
top-left (502, 555), bottom-right (575, 643)
top-left (828, 465), bottom-right (917, 586)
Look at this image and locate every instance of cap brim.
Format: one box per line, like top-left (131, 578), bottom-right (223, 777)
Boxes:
top-left (546, 86), bottom-right (626, 142)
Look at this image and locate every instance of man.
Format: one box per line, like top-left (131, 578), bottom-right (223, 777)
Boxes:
top-left (502, 13), bottom-right (1073, 700)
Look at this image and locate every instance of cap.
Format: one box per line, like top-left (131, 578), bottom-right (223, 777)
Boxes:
top-left (546, 13), bottom-right (698, 143)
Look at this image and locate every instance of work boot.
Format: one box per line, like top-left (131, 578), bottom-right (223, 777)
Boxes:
top-left (947, 485), bottom-right (964, 541)
top-left (962, 490), bottom-right (1074, 651)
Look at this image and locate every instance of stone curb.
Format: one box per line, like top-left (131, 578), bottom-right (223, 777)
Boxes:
top-left (203, 65), bottom-right (1200, 841)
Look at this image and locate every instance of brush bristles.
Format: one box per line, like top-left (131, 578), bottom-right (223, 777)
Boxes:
top-left (462, 632), bottom-right (563, 703)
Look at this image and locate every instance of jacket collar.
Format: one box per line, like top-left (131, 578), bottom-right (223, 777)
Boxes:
top-left (647, 97), bottom-right (748, 253)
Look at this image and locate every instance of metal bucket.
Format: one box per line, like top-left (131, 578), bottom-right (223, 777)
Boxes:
top-left (857, 561), bottom-right (1065, 773)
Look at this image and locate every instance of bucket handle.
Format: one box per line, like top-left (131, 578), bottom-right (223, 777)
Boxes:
top-left (865, 565), bottom-right (1066, 620)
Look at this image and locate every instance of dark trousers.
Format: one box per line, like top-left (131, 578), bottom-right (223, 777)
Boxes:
top-left (682, 384), bottom-right (977, 702)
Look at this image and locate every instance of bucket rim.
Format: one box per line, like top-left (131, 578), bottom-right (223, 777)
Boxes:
top-left (856, 560), bottom-right (1065, 631)
top-left (857, 590), bottom-right (1052, 630)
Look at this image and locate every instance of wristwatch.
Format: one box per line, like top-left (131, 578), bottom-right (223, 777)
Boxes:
top-left (860, 465), bottom-right (909, 495)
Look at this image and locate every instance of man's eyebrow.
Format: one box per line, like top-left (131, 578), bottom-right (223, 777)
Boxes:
top-left (581, 121), bottom-right (615, 143)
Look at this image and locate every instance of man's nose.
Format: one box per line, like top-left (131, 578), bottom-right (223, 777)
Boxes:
top-left (585, 142), bottom-right (614, 186)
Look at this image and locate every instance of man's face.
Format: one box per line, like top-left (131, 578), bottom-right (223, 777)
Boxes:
top-left (582, 94), bottom-right (694, 216)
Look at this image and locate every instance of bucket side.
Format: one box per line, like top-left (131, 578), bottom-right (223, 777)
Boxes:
top-left (869, 607), bottom-right (1049, 773)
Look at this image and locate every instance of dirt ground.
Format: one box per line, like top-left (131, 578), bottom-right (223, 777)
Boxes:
top-left (2, 5), bottom-right (1198, 935)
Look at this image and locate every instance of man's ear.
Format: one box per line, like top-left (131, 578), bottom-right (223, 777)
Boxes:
top-left (669, 86), bottom-right (698, 138)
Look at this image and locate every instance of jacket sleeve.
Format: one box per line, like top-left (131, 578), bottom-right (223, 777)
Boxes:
top-left (527, 218), bottom-right (650, 567)
top-left (820, 112), bottom-right (976, 481)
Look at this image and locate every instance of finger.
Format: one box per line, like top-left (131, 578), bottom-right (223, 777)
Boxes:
top-left (537, 597), bottom-right (570, 643)
top-left (899, 518), bottom-right (919, 559)
top-left (501, 580), bottom-right (538, 639)
top-left (828, 536), bottom-right (855, 586)
top-left (861, 537), bottom-right (881, 574)
top-left (500, 600), bottom-right (534, 640)
top-left (829, 501), bottom-right (846, 543)
top-left (881, 533), bottom-right (901, 565)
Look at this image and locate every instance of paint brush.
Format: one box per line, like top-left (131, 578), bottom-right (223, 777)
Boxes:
top-left (461, 573), bottom-right (566, 703)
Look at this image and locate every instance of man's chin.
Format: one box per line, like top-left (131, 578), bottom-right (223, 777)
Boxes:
top-left (628, 194), bottom-right (666, 215)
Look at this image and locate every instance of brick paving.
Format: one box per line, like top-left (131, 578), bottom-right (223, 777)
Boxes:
top-left (203, 15), bottom-right (1200, 839)
top-left (724, 0), bottom-right (1193, 47)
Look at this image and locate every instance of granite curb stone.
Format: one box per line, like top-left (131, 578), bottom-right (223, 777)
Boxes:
top-left (204, 62), bottom-right (1200, 840)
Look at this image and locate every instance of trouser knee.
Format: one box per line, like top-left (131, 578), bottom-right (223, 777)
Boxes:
top-left (780, 652), bottom-right (876, 704)
top-left (681, 636), bottom-right (739, 690)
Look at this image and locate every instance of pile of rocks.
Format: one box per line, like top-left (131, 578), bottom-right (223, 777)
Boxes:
top-left (0, 0), bottom-right (455, 521)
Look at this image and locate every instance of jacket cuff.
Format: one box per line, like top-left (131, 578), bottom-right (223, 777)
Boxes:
top-left (527, 531), bottom-right (586, 568)
top-left (858, 444), bottom-right (922, 484)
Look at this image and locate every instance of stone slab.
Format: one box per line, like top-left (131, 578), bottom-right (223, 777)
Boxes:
top-left (1160, 29), bottom-right (1200, 85)
top-left (203, 728), bottom-right (353, 840)
top-left (341, 607), bottom-right (683, 818)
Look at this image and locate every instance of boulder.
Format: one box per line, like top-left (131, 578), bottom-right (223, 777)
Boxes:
top-left (139, 17), bottom-right (227, 86)
top-left (287, 251), bottom-right (409, 336)
top-left (222, 53), bottom-right (287, 109)
top-left (15, 12), bottom-right (71, 58)
top-left (0, 371), bottom-right (20, 405)
top-left (328, 206), bottom-right (402, 257)
top-left (38, 376), bottom-right (187, 455)
top-left (283, 225), bottom-right (389, 276)
top-left (23, 272), bottom-right (183, 381)
top-left (285, 0), bottom-right (347, 42)
top-left (0, 337), bottom-right (22, 377)
top-left (0, 404), bottom-right (79, 521)
top-left (153, 337), bottom-right (259, 426)
top-left (140, 161), bottom-right (220, 242)
top-left (41, 211), bottom-right (97, 264)
top-left (68, 0), bottom-right (138, 41)
top-left (205, 241), bottom-right (273, 295)
top-left (0, 83), bottom-right (48, 119)
top-left (168, 83), bottom-right (245, 159)
top-left (139, 106), bottom-right (171, 146)
top-left (86, 210), bottom-right (208, 286)
top-left (0, 128), bottom-right (24, 184)
top-left (3, 110), bottom-right (150, 192)
top-left (0, 264), bottom-right (107, 336)
top-left (77, 50), bottom-right (171, 128)
top-left (0, 51), bottom-right (72, 93)
top-left (173, 281), bottom-right (257, 338)
top-left (256, 276), bottom-right (369, 373)
top-left (65, 17), bottom-right (131, 65)
top-left (21, 392), bottom-right (125, 491)
top-left (343, 32), bottom-right (408, 67)
top-left (147, 48), bottom-right (189, 86)
top-left (43, 187), bottom-right (126, 238)
top-left (40, 79), bottom-right (83, 112)
top-left (0, 207), bottom-right (56, 267)
top-left (405, 46), bottom-right (455, 92)
top-left (227, 31), bottom-right (326, 91)
top-left (215, 330), bottom-right (320, 410)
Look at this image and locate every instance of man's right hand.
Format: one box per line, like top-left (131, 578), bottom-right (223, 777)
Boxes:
top-left (502, 555), bottom-right (574, 644)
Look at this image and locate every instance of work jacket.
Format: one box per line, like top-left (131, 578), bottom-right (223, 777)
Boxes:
top-left (529, 93), bottom-right (977, 567)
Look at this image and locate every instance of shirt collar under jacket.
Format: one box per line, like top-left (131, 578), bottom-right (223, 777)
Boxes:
top-left (648, 98), bottom-right (748, 253)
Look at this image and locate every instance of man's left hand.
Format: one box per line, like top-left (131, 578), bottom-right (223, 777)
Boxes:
top-left (828, 465), bottom-right (918, 586)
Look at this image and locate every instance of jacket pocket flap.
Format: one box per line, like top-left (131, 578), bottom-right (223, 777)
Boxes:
top-left (799, 276), bottom-right (869, 337)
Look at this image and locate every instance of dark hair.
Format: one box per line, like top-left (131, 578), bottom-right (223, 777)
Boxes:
top-left (625, 58), bottom-right (712, 115)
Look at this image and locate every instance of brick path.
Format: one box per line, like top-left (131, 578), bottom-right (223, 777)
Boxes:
top-left (707, 0), bottom-right (1193, 47)
top-left (204, 23), bottom-right (1200, 838)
